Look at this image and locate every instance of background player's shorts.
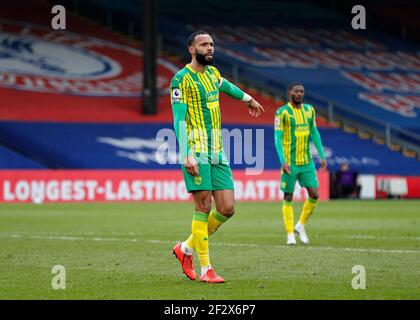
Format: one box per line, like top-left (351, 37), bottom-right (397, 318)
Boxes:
top-left (281, 161), bottom-right (319, 193)
top-left (182, 152), bottom-right (234, 193)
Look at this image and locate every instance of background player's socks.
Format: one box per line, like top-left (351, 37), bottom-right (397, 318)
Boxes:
top-left (208, 210), bottom-right (229, 236)
top-left (192, 212), bottom-right (210, 269)
top-left (299, 198), bottom-right (318, 225)
top-left (282, 200), bottom-right (294, 235)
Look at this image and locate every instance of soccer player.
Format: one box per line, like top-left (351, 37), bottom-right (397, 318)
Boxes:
top-left (170, 31), bottom-right (264, 283)
top-left (274, 82), bottom-right (327, 245)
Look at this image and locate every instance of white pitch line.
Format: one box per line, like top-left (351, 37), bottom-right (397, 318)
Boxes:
top-left (342, 235), bottom-right (420, 241)
top-left (8, 234), bottom-right (140, 242)
top-left (233, 233), bottom-right (420, 241)
top-left (3, 234), bottom-right (420, 255)
top-left (147, 239), bottom-right (420, 254)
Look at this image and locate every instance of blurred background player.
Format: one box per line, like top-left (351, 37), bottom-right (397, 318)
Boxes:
top-left (274, 82), bottom-right (327, 245)
top-left (171, 31), bottom-right (264, 283)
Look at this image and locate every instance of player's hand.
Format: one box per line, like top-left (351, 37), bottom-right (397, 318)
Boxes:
top-left (184, 155), bottom-right (199, 176)
top-left (246, 98), bottom-right (265, 117)
top-left (320, 159), bottom-right (327, 171)
top-left (281, 163), bottom-right (291, 175)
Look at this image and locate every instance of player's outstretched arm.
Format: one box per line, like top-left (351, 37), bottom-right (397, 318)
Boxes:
top-left (219, 78), bottom-right (265, 117)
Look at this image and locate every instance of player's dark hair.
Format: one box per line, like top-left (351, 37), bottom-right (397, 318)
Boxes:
top-left (287, 82), bottom-right (304, 93)
top-left (187, 30), bottom-right (211, 47)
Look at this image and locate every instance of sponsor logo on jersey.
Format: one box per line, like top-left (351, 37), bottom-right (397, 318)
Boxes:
top-left (206, 91), bottom-right (219, 102)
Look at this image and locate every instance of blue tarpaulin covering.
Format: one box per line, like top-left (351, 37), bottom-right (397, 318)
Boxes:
top-left (1, 122), bottom-right (419, 174)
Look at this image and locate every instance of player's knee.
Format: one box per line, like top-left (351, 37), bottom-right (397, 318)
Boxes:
top-left (308, 193), bottom-right (319, 200)
top-left (196, 204), bottom-right (211, 214)
top-left (196, 200), bottom-right (212, 213)
top-left (308, 189), bottom-right (319, 200)
top-left (194, 193), bottom-right (212, 213)
top-left (284, 193), bottom-right (293, 202)
top-left (217, 206), bottom-right (235, 218)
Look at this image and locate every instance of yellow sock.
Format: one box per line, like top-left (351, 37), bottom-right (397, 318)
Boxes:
top-left (185, 234), bottom-right (194, 250)
top-left (208, 210), bottom-right (229, 236)
top-left (191, 212), bottom-right (210, 267)
top-left (282, 201), bottom-right (294, 234)
top-left (299, 198), bottom-right (317, 225)
top-left (184, 210), bottom-right (229, 251)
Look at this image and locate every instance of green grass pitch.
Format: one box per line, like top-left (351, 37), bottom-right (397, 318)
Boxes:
top-left (0, 200), bottom-right (419, 299)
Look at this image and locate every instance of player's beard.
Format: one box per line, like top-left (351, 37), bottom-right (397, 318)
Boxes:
top-left (196, 52), bottom-right (214, 66)
top-left (291, 96), bottom-right (303, 105)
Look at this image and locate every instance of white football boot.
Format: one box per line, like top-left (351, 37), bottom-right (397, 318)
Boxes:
top-left (287, 233), bottom-right (296, 245)
top-left (294, 223), bottom-right (309, 244)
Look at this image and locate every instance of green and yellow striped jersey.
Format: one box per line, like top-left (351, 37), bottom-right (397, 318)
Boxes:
top-left (170, 64), bottom-right (223, 154)
top-left (274, 102), bottom-right (318, 166)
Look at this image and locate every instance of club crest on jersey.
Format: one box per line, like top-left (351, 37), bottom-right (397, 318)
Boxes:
top-left (209, 74), bottom-right (218, 84)
top-left (194, 176), bottom-right (202, 185)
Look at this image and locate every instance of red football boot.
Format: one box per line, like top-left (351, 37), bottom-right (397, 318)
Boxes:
top-left (172, 243), bottom-right (196, 280)
top-left (199, 266), bottom-right (225, 283)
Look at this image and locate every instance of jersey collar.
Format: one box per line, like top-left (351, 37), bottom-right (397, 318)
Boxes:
top-left (186, 64), bottom-right (207, 74)
top-left (288, 102), bottom-right (304, 109)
